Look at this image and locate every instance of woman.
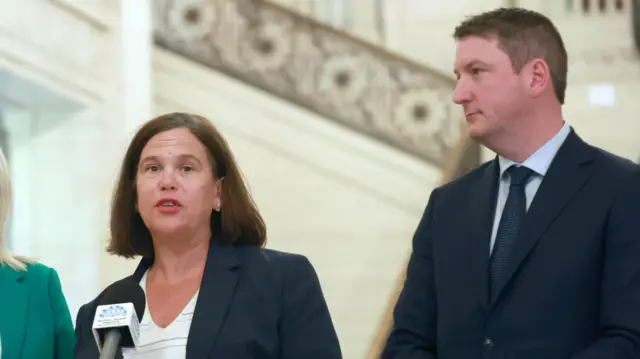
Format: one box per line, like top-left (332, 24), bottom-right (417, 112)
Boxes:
top-left (0, 149), bottom-right (75, 359)
top-left (74, 113), bottom-right (342, 358)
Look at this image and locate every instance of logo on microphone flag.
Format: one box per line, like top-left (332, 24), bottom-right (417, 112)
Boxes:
top-left (92, 303), bottom-right (140, 351)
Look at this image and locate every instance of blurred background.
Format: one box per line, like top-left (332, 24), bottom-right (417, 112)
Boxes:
top-left (0, 0), bottom-right (638, 357)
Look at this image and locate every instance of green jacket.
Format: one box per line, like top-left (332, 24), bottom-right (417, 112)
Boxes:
top-left (0, 261), bottom-right (75, 359)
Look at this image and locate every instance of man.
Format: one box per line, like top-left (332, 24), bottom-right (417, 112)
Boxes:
top-left (382, 7), bottom-right (640, 359)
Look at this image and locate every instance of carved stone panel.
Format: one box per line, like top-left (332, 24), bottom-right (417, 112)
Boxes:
top-left (153, 0), bottom-right (464, 165)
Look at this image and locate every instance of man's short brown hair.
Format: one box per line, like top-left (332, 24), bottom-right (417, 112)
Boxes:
top-left (454, 7), bottom-right (568, 104)
top-left (108, 112), bottom-right (267, 258)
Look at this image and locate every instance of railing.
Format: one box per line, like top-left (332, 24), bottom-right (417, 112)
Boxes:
top-left (279, 0), bottom-right (388, 44)
top-left (152, 0), bottom-right (464, 166)
top-left (365, 135), bottom-right (482, 358)
top-left (565, 0), bottom-right (628, 14)
top-left (541, 0), bottom-right (633, 16)
top-left (286, 0), bottom-right (351, 28)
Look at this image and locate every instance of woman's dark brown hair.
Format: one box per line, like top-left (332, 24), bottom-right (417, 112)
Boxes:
top-left (108, 112), bottom-right (266, 258)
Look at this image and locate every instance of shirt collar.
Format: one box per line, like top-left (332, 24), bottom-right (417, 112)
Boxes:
top-left (499, 121), bottom-right (571, 178)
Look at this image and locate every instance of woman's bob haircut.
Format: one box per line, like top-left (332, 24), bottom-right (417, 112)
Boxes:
top-left (107, 112), bottom-right (266, 258)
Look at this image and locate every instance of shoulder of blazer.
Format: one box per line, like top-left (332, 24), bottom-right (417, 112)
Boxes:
top-left (0, 261), bottom-right (53, 283)
top-left (22, 262), bottom-right (69, 301)
top-left (1, 261), bottom-right (58, 294)
top-left (0, 261), bottom-right (54, 305)
top-left (21, 262), bottom-right (73, 317)
top-left (233, 245), bottom-right (315, 284)
top-left (590, 144), bottom-right (640, 174)
top-left (235, 245), bottom-right (311, 269)
top-left (0, 261), bottom-right (26, 282)
top-left (436, 158), bottom-right (497, 194)
top-left (23, 261), bottom-right (55, 282)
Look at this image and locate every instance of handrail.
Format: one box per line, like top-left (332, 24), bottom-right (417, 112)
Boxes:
top-left (364, 132), bottom-right (481, 358)
top-left (264, 0), bottom-right (454, 81)
top-left (152, 0), bottom-right (465, 166)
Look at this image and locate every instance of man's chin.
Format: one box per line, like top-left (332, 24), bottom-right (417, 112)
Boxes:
top-left (466, 125), bottom-right (487, 142)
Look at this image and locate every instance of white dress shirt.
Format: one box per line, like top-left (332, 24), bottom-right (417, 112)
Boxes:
top-left (489, 122), bottom-right (571, 253)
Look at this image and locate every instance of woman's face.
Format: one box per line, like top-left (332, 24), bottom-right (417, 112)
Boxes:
top-left (135, 127), bottom-right (221, 238)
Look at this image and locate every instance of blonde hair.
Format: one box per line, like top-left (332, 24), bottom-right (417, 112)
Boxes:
top-left (0, 148), bottom-right (32, 270)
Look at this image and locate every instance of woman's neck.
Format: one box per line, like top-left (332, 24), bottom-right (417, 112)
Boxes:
top-left (149, 231), bottom-right (210, 284)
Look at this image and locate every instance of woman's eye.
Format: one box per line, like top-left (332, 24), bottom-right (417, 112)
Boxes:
top-left (147, 165), bottom-right (160, 172)
top-left (182, 166), bottom-right (194, 172)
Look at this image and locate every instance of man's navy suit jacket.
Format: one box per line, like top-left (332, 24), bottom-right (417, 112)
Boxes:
top-left (383, 130), bottom-right (640, 359)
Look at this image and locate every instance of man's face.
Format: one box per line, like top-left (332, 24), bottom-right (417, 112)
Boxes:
top-left (453, 35), bottom-right (529, 142)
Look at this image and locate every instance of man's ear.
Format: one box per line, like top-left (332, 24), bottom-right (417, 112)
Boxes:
top-left (525, 58), bottom-right (551, 98)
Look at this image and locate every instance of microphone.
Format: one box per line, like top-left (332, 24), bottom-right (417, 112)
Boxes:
top-left (91, 278), bottom-right (146, 359)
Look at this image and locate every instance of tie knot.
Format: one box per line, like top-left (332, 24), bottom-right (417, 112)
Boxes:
top-left (507, 165), bottom-right (534, 186)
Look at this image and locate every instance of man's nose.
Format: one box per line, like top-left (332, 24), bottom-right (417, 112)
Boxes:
top-left (453, 79), bottom-right (472, 105)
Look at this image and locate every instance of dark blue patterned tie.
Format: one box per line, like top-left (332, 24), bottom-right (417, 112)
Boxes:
top-left (490, 165), bottom-right (534, 297)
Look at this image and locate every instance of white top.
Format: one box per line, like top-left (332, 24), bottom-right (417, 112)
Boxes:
top-left (122, 271), bottom-right (199, 359)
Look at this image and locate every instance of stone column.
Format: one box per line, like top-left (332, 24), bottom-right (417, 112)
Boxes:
top-left (99, 0), bottom-right (154, 289)
top-left (119, 0), bottom-right (153, 138)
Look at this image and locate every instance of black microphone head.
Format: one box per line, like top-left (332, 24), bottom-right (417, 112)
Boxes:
top-left (98, 278), bottom-right (146, 320)
top-left (93, 278), bottom-right (146, 348)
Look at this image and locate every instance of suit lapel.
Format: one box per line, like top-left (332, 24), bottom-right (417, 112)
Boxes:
top-left (0, 264), bottom-right (29, 358)
top-left (464, 159), bottom-right (500, 309)
top-left (186, 241), bottom-right (240, 359)
top-left (489, 131), bottom-right (595, 306)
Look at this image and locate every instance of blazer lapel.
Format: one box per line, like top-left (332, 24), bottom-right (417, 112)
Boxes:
top-left (489, 131), bottom-right (595, 305)
top-left (186, 241), bottom-right (240, 359)
top-left (0, 265), bottom-right (29, 358)
top-left (464, 159), bottom-right (500, 309)
top-left (132, 257), bottom-right (153, 282)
